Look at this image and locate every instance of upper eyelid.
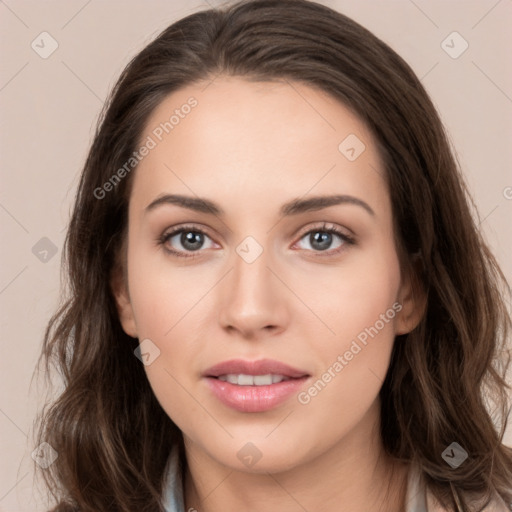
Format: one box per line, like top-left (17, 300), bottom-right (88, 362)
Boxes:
top-left (163, 223), bottom-right (214, 240)
top-left (296, 222), bottom-right (351, 238)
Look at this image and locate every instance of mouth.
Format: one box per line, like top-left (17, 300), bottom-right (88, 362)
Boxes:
top-left (203, 359), bottom-right (310, 412)
top-left (215, 373), bottom-right (295, 385)
top-left (203, 358), bottom-right (309, 379)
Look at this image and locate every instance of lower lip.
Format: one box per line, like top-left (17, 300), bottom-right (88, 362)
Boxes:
top-left (205, 377), bottom-right (309, 412)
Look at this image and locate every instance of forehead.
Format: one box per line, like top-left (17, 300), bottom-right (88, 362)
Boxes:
top-left (130, 76), bottom-right (388, 217)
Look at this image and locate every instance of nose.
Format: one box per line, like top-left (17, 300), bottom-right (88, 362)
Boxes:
top-left (217, 242), bottom-right (289, 340)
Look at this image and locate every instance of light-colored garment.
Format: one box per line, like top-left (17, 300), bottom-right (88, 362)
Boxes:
top-left (162, 443), bottom-right (186, 512)
top-left (161, 445), bottom-right (509, 512)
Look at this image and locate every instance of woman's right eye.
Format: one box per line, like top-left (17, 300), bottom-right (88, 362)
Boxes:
top-left (158, 225), bottom-right (216, 258)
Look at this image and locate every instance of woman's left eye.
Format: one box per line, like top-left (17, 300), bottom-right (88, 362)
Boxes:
top-left (158, 222), bottom-right (354, 258)
top-left (294, 223), bottom-right (354, 256)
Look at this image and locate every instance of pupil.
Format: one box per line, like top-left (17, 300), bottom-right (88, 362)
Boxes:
top-left (311, 231), bottom-right (331, 251)
top-left (182, 231), bottom-right (203, 251)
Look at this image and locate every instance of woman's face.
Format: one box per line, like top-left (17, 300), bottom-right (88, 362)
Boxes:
top-left (114, 76), bottom-right (421, 473)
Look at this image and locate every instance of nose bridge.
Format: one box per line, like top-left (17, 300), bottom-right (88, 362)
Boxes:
top-left (231, 233), bottom-right (274, 301)
top-left (217, 232), bottom-right (286, 335)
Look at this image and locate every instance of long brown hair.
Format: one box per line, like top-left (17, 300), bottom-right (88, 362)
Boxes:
top-left (35, 0), bottom-right (512, 510)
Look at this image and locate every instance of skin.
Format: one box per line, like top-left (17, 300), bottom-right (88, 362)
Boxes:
top-left (113, 76), bottom-right (425, 512)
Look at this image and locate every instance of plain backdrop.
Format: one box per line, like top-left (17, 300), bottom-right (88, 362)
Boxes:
top-left (0, 1), bottom-right (511, 510)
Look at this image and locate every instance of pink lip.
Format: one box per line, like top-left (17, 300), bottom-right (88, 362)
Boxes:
top-left (205, 377), bottom-right (309, 412)
top-left (203, 358), bottom-right (310, 413)
top-left (203, 358), bottom-right (309, 379)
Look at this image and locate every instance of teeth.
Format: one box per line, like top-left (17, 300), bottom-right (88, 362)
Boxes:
top-left (226, 374), bottom-right (238, 384)
top-left (238, 374), bottom-right (255, 385)
top-left (217, 374), bottom-right (290, 385)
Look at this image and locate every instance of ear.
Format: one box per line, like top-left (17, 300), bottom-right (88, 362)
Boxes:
top-left (395, 253), bottom-right (427, 336)
top-left (110, 264), bottom-right (138, 339)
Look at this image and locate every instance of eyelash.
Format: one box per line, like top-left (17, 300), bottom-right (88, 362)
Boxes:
top-left (157, 222), bottom-right (355, 259)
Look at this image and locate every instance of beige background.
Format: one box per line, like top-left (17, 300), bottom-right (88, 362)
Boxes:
top-left (1, 0), bottom-right (511, 510)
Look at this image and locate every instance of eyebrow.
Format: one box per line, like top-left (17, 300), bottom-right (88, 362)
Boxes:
top-left (144, 193), bottom-right (375, 217)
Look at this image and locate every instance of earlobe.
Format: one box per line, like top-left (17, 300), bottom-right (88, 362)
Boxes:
top-left (110, 268), bottom-right (138, 339)
top-left (395, 256), bottom-right (427, 336)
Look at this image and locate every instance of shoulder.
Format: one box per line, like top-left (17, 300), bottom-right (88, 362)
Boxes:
top-left (425, 486), bottom-right (510, 512)
top-left (48, 503), bottom-right (80, 512)
top-left (407, 463), bottom-right (510, 512)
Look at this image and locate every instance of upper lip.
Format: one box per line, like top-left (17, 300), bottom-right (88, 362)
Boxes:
top-left (203, 359), bottom-right (309, 379)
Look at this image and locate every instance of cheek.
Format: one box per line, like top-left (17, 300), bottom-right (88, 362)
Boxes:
top-left (144, 357), bottom-right (191, 419)
top-left (125, 247), bottom-right (213, 428)
top-left (298, 242), bottom-right (401, 409)
top-left (303, 238), bottom-right (402, 352)
top-left (295, 299), bottom-right (399, 446)
top-left (126, 240), bottom-right (209, 339)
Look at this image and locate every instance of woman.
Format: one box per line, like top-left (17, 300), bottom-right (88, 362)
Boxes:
top-left (36, 0), bottom-right (512, 510)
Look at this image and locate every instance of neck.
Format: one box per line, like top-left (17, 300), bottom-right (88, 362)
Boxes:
top-left (182, 403), bottom-right (409, 512)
